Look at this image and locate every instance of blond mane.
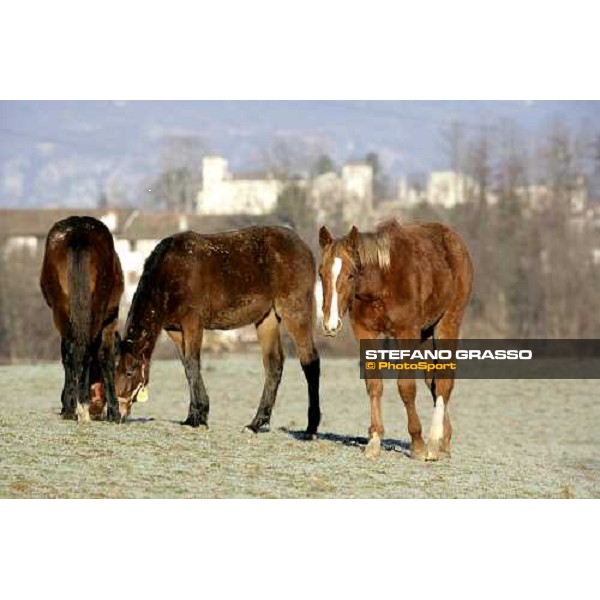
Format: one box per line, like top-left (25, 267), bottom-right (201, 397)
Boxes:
top-left (357, 229), bottom-right (392, 271)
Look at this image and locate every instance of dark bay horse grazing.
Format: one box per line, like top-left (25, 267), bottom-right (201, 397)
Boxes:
top-left (114, 226), bottom-right (321, 435)
top-left (40, 216), bottom-right (124, 422)
top-left (318, 220), bottom-right (472, 460)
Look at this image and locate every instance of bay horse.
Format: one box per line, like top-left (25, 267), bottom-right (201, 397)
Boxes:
top-left (114, 226), bottom-right (321, 436)
top-left (40, 216), bottom-right (124, 422)
top-left (318, 220), bottom-right (473, 460)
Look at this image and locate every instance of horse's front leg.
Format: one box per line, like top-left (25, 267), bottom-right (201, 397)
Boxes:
top-left (364, 376), bottom-right (384, 458)
top-left (352, 321), bottom-right (384, 458)
top-left (178, 322), bottom-right (210, 428)
top-left (424, 317), bottom-right (460, 460)
top-left (246, 309), bottom-right (284, 433)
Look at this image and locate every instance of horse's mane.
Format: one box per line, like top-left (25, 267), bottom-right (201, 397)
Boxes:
top-left (356, 219), bottom-right (398, 271)
top-left (125, 236), bottom-right (174, 340)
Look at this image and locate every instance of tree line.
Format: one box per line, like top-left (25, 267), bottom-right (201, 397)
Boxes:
top-left (412, 121), bottom-right (600, 338)
top-left (1, 121), bottom-right (599, 362)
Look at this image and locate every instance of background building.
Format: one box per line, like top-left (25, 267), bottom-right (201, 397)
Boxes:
top-left (197, 156), bottom-right (283, 215)
top-left (197, 155), bottom-right (375, 227)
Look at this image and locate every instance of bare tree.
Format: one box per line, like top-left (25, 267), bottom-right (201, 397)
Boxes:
top-left (365, 151), bottom-right (391, 202)
top-left (146, 135), bottom-right (208, 213)
top-left (0, 239), bottom-right (10, 363)
top-left (441, 119), bottom-right (466, 175)
top-left (312, 154), bottom-right (336, 176)
top-left (0, 245), bottom-right (58, 362)
top-left (274, 183), bottom-right (318, 251)
top-left (260, 135), bottom-right (328, 180)
top-left (427, 118), bottom-right (600, 339)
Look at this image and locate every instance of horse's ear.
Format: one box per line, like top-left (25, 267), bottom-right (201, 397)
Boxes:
top-left (346, 226), bottom-right (360, 252)
top-left (319, 226), bottom-right (333, 249)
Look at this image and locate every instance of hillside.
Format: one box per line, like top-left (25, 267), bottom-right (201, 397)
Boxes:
top-left (0, 100), bottom-right (598, 208)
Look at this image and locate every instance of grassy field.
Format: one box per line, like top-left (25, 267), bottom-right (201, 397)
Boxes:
top-left (1, 356), bottom-right (598, 498)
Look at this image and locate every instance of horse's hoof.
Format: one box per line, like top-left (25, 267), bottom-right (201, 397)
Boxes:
top-left (242, 426), bottom-right (257, 435)
top-left (424, 442), bottom-right (441, 461)
top-left (76, 403), bottom-right (91, 424)
top-left (364, 438), bottom-right (381, 459)
top-left (411, 444), bottom-right (427, 461)
top-left (181, 417), bottom-right (208, 428)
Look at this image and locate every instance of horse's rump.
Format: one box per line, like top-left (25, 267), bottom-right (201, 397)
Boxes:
top-left (68, 242), bottom-right (92, 348)
top-left (41, 217), bottom-right (122, 339)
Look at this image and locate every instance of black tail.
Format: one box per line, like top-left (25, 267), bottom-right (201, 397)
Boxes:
top-left (68, 245), bottom-right (91, 374)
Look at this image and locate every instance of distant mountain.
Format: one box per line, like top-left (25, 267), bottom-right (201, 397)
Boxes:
top-left (0, 100), bottom-right (598, 208)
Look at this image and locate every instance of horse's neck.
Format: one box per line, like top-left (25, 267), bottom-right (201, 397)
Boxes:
top-left (125, 294), bottom-right (163, 356)
top-left (359, 262), bottom-right (386, 285)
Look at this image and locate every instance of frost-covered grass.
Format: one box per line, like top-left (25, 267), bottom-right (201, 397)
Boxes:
top-left (1, 357), bottom-right (598, 498)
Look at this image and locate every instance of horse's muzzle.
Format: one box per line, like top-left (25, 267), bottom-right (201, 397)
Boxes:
top-left (118, 397), bottom-right (132, 421)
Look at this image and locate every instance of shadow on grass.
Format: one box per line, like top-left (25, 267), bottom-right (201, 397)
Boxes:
top-left (279, 427), bottom-right (411, 455)
top-left (167, 419), bottom-right (211, 429)
top-left (53, 410), bottom-right (154, 425)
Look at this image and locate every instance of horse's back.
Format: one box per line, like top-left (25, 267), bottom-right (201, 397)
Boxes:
top-left (168, 226), bottom-right (314, 285)
top-left (387, 220), bottom-right (471, 279)
top-left (383, 220), bottom-right (473, 319)
top-left (408, 221), bottom-right (473, 296)
top-left (144, 226), bottom-right (315, 329)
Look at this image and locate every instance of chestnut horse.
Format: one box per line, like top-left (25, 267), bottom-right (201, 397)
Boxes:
top-left (40, 216), bottom-right (124, 422)
top-left (114, 226), bottom-right (321, 435)
top-left (318, 220), bottom-right (472, 460)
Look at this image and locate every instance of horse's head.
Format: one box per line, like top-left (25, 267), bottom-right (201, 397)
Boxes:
top-left (318, 225), bottom-right (361, 337)
top-left (88, 382), bottom-right (106, 420)
top-left (114, 335), bottom-right (150, 421)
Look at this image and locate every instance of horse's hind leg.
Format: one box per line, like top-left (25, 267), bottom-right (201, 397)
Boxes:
top-left (60, 338), bottom-right (77, 419)
top-left (424, 320), bottom-right (461, 460)
top-left (246, 309), bottom-right (284, 433)
top-left (99, 319), bottom-right (119, 422)
top-left (73, 346), bottom-right (91, 423)
top-left (277, 302), bottom-right (320, 437)
top-left (424, 376), bottom-right (454, 461)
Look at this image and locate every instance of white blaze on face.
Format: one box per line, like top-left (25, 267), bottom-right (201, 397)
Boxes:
top-left (314, 279), bottom-right (324, 322)
top-left (326, 257), bottom-right (343, 331)
top-left (428, 396), bottom-right (445, 442)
